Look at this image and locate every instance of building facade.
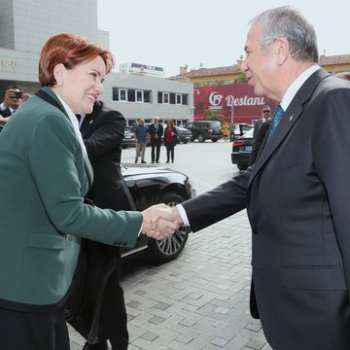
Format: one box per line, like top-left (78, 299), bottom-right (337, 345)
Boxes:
top-left (0, 0), bottom-right (194, 126)
top-left (177, 55), bottom-right (350, 123)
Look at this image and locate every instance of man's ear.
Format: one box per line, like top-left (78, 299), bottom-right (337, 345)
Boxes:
top-left (274, 37), bottom-right (289, 66)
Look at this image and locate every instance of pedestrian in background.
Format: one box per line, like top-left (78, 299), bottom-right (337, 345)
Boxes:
top-left (0, 85), bottom-right (30, 122)
top-left (249, 105), bottom-right (272, 165)
top-left (148, 116), bottom-right (163, 163)
top-left (0, 32), bottom-right (177, 350)
top-left (171, 6), bottom-right (350, 349)
top-left (133, 118), bottom-right (149, 163)
top-left (163, 119), bottom-right (178, 163)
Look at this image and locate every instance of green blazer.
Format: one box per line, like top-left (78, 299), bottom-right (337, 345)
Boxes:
top-left (0, 87), bottom-right (142, 311)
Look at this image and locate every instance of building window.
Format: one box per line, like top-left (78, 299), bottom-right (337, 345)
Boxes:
top-left (176, 94), bottom-right (182, 105)
top-left (112, 88), bottom-right (151, 103)
top-left (163, 92), bottom-right (170, 104)
top-left (135, 90), bottom-right (144, 102)
top-left (158, 92), bottom-right (188, 106)
top-left (119, 88), bottom-right (127, 101)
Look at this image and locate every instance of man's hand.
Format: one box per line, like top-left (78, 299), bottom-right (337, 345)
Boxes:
top-left (142, 203), bottom-right (181, 239)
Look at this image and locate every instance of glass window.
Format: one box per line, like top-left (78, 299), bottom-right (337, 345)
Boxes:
top-left (119, 88), bottom-right (127, 101)
top-left (163, 92), bottom-right (169, 104)
top-left (135, 90), bottom-right (144, 102)
top-left (176, 94), bottom-right (182, 105)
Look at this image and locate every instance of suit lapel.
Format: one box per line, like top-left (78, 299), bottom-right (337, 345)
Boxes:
top-left (35, 87), bottom-right (94, 190)
top-left (80, 101), bottom-right (103, 137)
top-left (249, 69), bottom-right (330, 186)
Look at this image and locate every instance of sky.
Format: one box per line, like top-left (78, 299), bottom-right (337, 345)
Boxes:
top-left (97, 0), bottom-right (350, 78)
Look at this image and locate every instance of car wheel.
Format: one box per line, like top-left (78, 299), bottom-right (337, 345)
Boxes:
top-left (183, 140), bottom-right (188, 144)
top-left (212, 139), bottom-right (218, 142)
top-left (146, 192), bottom-right (190, 262)
top-left (197, 134), bottom-right (205, 142)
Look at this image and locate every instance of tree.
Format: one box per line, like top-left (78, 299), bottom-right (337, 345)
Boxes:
top-left (203, 109), bottom-right (224, 123)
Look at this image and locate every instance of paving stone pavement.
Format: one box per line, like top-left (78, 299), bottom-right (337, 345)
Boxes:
top-left (69, 210), bottom-right (273, 350)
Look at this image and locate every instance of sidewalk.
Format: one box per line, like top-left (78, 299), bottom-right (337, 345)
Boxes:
top-left (69, 210), bottom-right (272, 350)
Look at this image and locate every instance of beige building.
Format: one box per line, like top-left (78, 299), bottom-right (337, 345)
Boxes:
top-left (176, 55), bottom-right (350, 87)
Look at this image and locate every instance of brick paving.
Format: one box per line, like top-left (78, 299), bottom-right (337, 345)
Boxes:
top-left (69, 210), bottom-right (272, 350)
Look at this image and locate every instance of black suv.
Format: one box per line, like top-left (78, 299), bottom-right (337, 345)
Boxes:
top-left (185, 120), bottom-right (223, 142)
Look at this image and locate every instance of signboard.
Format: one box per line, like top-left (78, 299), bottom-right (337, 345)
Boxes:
top-left (119, 62), bottom-right (164, 77)
top-left (194, 84), bottom-right (276, 124)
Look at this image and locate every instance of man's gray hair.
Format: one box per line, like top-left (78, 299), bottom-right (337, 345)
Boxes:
top-left (250, 6), bottom-right (319, 63)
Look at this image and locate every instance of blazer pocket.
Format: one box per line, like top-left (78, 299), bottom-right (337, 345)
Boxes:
top-left (280, 265), bottom-right (347, 291)
top-left (29, 233), bottom-right (66, 250)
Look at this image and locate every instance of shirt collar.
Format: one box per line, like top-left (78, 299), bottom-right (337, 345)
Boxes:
top-left (52, 92), bottom-right (87, 153)
top-left (280, 65), bottom-right (320, 111)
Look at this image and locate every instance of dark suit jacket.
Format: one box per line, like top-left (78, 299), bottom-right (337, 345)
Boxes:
top-left (0, 106), bottom-right (13, 117)
top-left (67, 101), bottom-right (136, 343)
top-left (181, 69), bottom-right (350, 349)
top-left (249, 120), bottom-right (271, 165)
top-left (80, 101), bottom-right (135, 211)
top-left (252, 118), bottom-right (263, 140)
top-left (148, 123), bottom-right (163, 144)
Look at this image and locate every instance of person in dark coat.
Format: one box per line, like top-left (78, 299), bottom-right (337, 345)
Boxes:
top-left (171, 6), bottom-right (350, 350)
top-left (66, 100), bottom-right (136, 350)
top-left (148, 116), bottom-right (163, 163)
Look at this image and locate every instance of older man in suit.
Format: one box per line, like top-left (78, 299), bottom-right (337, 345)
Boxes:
top-left (67, 101), bottom-right (135, 350)
top-left (148, 116), bottom-right (163, 163)
top-left (172, 6), bottom-right (350, 350)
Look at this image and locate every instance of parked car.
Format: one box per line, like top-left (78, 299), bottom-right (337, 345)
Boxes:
top-left (121, 164), bottom-right (195, 262)
top-left (122, 125), bottom-right (135, 148)
top-left (231, 127), bottom-right (254, 170)
top-left (176, 126), bottom-right (192, 144)
top-left (229, 123), bottom-right (253, 141)
top-left (185, 120), bottom-right (223, 142)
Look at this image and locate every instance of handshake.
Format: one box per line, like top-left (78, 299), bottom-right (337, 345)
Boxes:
top-left (141, 204), bottom-right (184, 239)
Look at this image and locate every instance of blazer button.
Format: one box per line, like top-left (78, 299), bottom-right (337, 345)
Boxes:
top-left (114, 241), bottom-right (122, 246)
top-left (252, 227), bottom-right (257, 234)
top-left (122, 241), bottom-right (128, 246)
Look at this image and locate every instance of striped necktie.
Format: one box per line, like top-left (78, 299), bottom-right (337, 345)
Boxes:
top-left (267, 105), bottom-right (284, 140)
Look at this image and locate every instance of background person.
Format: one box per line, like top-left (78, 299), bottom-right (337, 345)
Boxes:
top-left (0, 33), bottom-right (177, 350)
top-left (171, 6), bottom-right (350, 349)
top-left (148, 116), bottom-right (163, 163)
top-left (249, 105), bottom-right (273, 165)
top-left (67, 100), bottom-right (135, 350)
top-left (252, 105), bottom-right (271, 140)
top-left (0, 85), bottom-right (31, 123)
top-left (133, 118), bottom-right (149, 163)
top-left (163, 119), bottom-right (178, 163)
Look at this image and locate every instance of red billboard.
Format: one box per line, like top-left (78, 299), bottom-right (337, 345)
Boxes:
top-left (194, 83), bottom-right (276, 124)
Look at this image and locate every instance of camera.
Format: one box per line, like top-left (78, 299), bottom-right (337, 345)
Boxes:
top-left (14, 91), bottom-right (23, 98)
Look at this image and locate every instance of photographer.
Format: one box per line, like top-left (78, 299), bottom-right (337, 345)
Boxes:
top-left (0, 85), bottom-right (30, 123)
